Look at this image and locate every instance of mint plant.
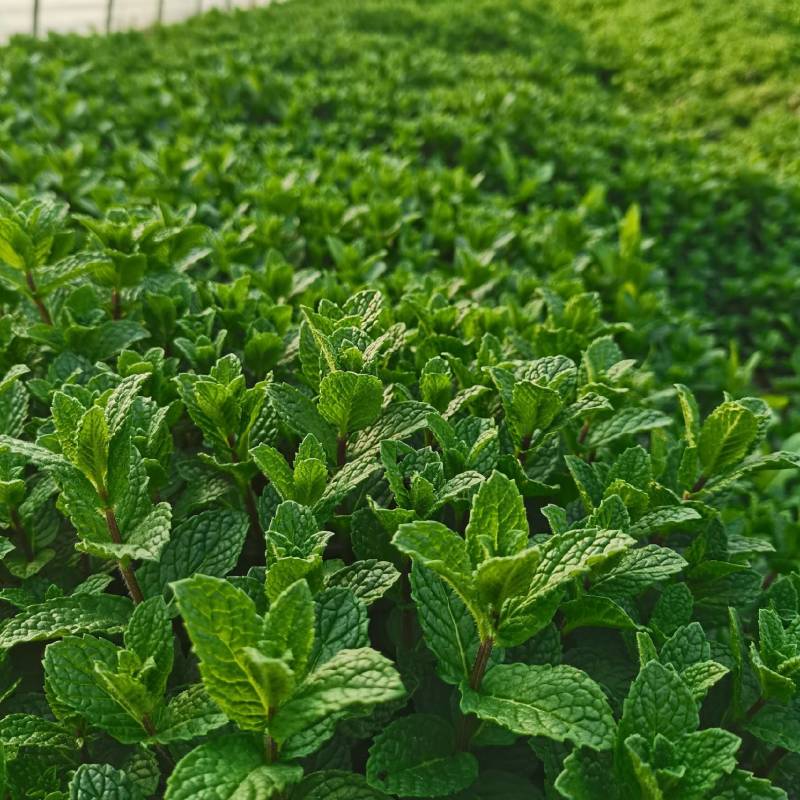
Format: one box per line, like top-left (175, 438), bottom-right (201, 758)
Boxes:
top-left (0, 1), bottom-right (799, 797)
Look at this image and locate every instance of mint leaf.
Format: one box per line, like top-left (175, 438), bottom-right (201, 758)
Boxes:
top-left (618, 660), bottom-right (698, 744)
top-left (171, 574), bottom-right (268, 730)
top-left (164, 735), bottom-right (303, 800)
top-left (0, 594), bottom-right (132, 649)
top-left (270, 648), bottom-right (405, 743)
top-left (366, 714), bottom-right (478, 797)
top-left (318, 371), bottom-right (383, 435)
top-left (460, 663), bottom-right (616, 750)
top-left (69, 763), bottom-right (144, 800)
top-left (698, 401), bottom-right (759, 477)
top-left (137, 509), bottom-right (249, 597)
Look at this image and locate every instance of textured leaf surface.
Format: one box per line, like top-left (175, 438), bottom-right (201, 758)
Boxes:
top-left (618, 661), bottom-right (698, 743)
top-left (270, 648), bottom-right (405, 742)
top-left (69, 763), bottom-right (144, 800)
top-left (326, 560), bottom-right (400, 606)
top-left (410, 564), bottom-right (484, 686)
top-left (294, 771), bottom-right (390, 799)
top-left (0, 594), bottom-right (133, 648)
top-left (164, 735), bottom-right (303, 800)
top-left (171, 575), bottom-right (268, 730)
top-left (366, 714), bottom-right (478, 797)
top-left (138, 509), bottom-right (249, 597)
top-left (460, 663), bottom-right (616, 750)
top-left (593, 545), bottom-right (687, 598)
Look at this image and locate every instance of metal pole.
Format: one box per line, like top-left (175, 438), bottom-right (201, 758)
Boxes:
top-left (157, 0), bottom-right (165, 24)
top-left (105, 0), bottom-right (114, 33)
top-left (32, 0), bottom-right (41, 37)
top-left (196, 0), bottom-right (202, 14)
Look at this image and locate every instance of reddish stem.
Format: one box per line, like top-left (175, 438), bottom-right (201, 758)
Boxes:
top-left (457, 637), bottom-right (494, 750)
top-left (9, 507), bottom-right (34, 561)
top-left (757, 746), bottom-right (788, 777)
top-left (25, 269), bottom-right (52, 325)
top-left (690, 475), bottom-right (708, 494)
top-left (111, 287), bottom-right (122, 320)
top-left (103, 503), bottom-right (144, 604)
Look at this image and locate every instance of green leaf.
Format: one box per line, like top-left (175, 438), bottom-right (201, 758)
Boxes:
top-left (251, 443), bottom-right (296, 500)
top-left (680, 660), bottom-right (730, 700)
top-left (75, 405), bottom-right (110, 489)
top-left (124, 596), bottom-right (173, 697)
top-left (393, 520), bottom-right (475, 601)
top-left (675, 384), bottom-right (701, 447)
top-left (465, 470), bottom-right (528, 563)
top-left (0, 713), bottom-right (75, 754)
top-left (585, 408), bottom-right (671, 448)
top-left (555, 749), bottom-right (615, 799)
top-left (618, 660), bottom-right (698, 744)
top-left (78, 501), bottom-right (172, 563)
top-left (318, 371), bottom-right (383, 435)
top-left (565, 456), bottom-right (604, 510)
top-left (650, 583), bottom-right (694, 637)
top-left (350, 401), bottom-right (432, 458)
top-left (267, 500), bottom-right (330, 560)
top-left (270, 648), bottom-right (405, 743)
top-left (69, 763), bottom-right (144, 800)
top-left (672, 728), bottom-right (741, 800)
top-left (171, 574), bottom-right (268, 730)
top-left (294, 771), bottom-right (390, 799)
top-left (151, 684), bottom-right (227, 743)
top-left (366, 714), bottom-right (478, 797)
top-left (103, 374), bottom-right (149, 437)
top-left (164, 735), bottom-right (303, 800)
top-left (527, 527), bottom-right (635, 599)
top-left (475, 548), bottom-right (541, 608)
top-left (0, 594), bottom-right (133, 648)
top-left (51, 391), bottom-right (85, 463)
top-left (745, 697), bottom-right (800, 752)
top-left (710, 769), bottom-right (788, 799)
top-left (308, 588), bottom-right (368, 670)
top-left (698, 401), bottom-right (759, 476)
top-left (237, 649), bottom-right (296, 711)
top-left (630, 506), bottom-right (702, 538)
top-left (411, 564), bottom-right (487, 686)
top-left (592, 545), bottom-right (687, 598)
top-left (326, 560), bottom-right (400, 606)
top-left (460, 663), bottom-right (616, 750)
top-left (561, 595), bottom-right (639, 634)
top-left (267, 383), bottom-right (337, 460)
top-left (263, 579), bottom-right (315, 679)
top-left (507, 381), bottom-right (562, 443)
top-left (44, 636), bottom-right (146, 742)
top-left (137, 509), bottom-right (249, 597)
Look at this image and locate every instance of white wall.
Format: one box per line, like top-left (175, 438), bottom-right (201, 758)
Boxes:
top-left (0, 0), bottom-right (273, 41)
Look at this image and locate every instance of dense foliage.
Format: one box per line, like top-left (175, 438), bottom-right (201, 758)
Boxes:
top-left (0, 1), bottom-right (799, 798)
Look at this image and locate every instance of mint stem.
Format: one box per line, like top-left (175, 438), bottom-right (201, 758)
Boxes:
top-left (337, 434), bottom-right (347, 468)
top-left (757, 746), bottom-right (787, 777)
top-left (227, 434), bottom-right (261, 539)
top-left (744, 696), bottom-right (765, 722)
top-left (25, 269), bottom-right (52, 325)
top-left (111, 286), bottom-right (122, 319)
top-left (690, 474), bottom-right (707, 493)
top-left (457, 637), bottom-right (494, 750)
top-left (265, 708), bottom-right (278, 764)
top-left (9, 507), bottom-right (33, 561)
top-left (102, 501), bottom-right (144, 604)
top-left (469, 637), bottom-right (494, 690)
